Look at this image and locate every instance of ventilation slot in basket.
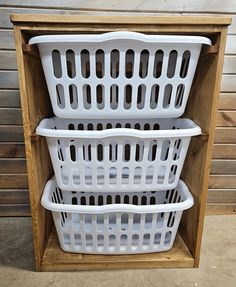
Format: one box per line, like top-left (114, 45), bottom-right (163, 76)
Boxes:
top-left (66, 50), bottom-right (76, 78)
top-left (153, 50), bottom-right (164, 78)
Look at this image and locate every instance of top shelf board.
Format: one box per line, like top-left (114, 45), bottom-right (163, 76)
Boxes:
top-left (10, 14), bottom-right (231, 26)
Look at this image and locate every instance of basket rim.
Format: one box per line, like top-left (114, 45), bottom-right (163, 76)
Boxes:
top-left (41, 177), bottom-right (194, 214)
top-left (36, 117), bottom-right (201, 139)
top-left (29, 31), bottom-right (211, 46)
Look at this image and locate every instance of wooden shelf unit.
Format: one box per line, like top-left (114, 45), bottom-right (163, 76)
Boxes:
top-left (11, 14), bottom-right (231, 271)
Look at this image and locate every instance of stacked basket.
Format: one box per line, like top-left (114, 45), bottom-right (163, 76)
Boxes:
top-left (30, 31), bottom-right (211, 254)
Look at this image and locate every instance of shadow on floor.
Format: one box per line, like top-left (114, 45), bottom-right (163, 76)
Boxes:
top-left (0, 217), bottom-right (35, 271)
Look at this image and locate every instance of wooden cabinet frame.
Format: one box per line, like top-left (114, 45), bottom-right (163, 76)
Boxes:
top-left (11, 14), bottom-right (231, 271)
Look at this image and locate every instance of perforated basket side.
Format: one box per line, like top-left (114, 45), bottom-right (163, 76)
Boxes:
top-left (31, 32), bottom-right (211, 118)
top-left (42, 178), bottom-right (193, 254)
top-left (37, 118), bottom-right (200, 192)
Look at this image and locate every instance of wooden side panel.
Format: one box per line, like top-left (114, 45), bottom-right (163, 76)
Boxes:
top-left (13, 25), bottom-right (53, 270)
top-left (180, 29), bottom-right (228, 265)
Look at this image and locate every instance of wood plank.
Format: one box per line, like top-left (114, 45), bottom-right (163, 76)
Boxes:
top-left (216, 111), bottom-right (236, 126)
top-left (4, 1), bottom-right (236, 13)
top-left (0, 108), bottom-right (22, 124)
top-left (211, 159), bottom-right (236, 174)
top-left (221, 75), bottom-right (236, 92)
top-left (1, 7), bottom-right (235, 30)
top-left (42, 229), bottom-right (194, 271)
top-left (0, 50), bottom-right (16, 69)
top-left (0, 174), bottom-right (28, 188)
top-left (14, 23), bottom-right (53, 272)
top-left (0, 30), bottom-right (15, 49)
top-left (0, 189), bottom-right (29, 204)
top-left (0, 143), bottom-right (25, 158)
top-left (10, 13), bottom-right (231, 25)
top-left (209, 175), bottom-right (236, 188)
top-left (0, 125), bottom-right (24, 141)
top-left (212, 144), bottom-right (236, 159)
top-left (0, 159), bottom-right (27, 174)
top-left (0, 7), bottom-right (120, 29)
top-left (214, 128), bottom-right (236, 143)
top-left (227, 15), bottom-right (236, 34)
top-left (223, 55), bottom-right (236, 74)
top-left (180, 25), bottom-right (228, 267)
top-left (0, 204), bottom-right (30, 216)
top-left (207, 189), bottom-right (236, 203)
top-left (218, 93), bottom-right (236, 110)
top-left (10, 20), bottom-right (229, 35)
top-left (225, 35), bottom-right (236, 54)
top-left (0, 71), bottom-right (18, 89)
top-left (0, 90), bottom-right (20, 107)
top-left (206, 204), bottom-right (236, 215)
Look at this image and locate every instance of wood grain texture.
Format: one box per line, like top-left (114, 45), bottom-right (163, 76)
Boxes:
top-left (223, 56), bottom-right (236, 74)
top-left (0, 159), bottom-right (27, 174)
top-left (218, 93), bottom-right (236, 110)
top-left (0, 7), bottom-right (234, 29)
top-left (5, 1), bottom-right (236, 13)
top-left (0, 189), bottom-right (29, 204)
top-left (0, 143), bottom-right (25, 158)
top-left (42, 230), bottom-right (194, 271)
top-left (0, 108), bottom-right (22, 124)
top-left (227, 15), bottom-right (236, 34)
top-left (207, 189), bottom-right (236, 203)
top-left (0, 125), bottom-right (24, 141)
top-left (0, 174), bottom-right (28, 189)
top-left (0, 90), bottom-right (20, 107)
top-left (14, 24), bottom-right (54, 271)
top-left (1, 9), bottom-right (159, 29)
top-left (216, 111), bottom-right (236, 126)
top-left (215, 128), bottom-right (236, 143)
top-left (206, 204), bottom-right (236, 215)
top-left (179, 26), bottom-right (228, 267)
top-left (0, 30), bottom-right (15, 49)
top-left (211, 159), bottom-right (236, 174)
top-left (212, 144), bottom-right (236, 159)
top-left (10, 13), bottom-right (231, 25)
top-left (0, 71), bottom-right (18, 89)
top-left (221, 74), bottom-right (236, 92)
top-left (0, 50), bottom-right (16, 69)
top-left (209, 175), bottom-right (236, 188)
top-left (0, 203), bottom-right (30, 216)
top-left (225, 35), bottom-right (236, 54)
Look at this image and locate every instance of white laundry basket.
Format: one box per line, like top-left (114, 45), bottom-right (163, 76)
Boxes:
top-left (36, 117), bottom-right (201, 192)
top-left (42, 177), bottom-right (193, 254)
top-left (29, 32), bottom-right (211, 118)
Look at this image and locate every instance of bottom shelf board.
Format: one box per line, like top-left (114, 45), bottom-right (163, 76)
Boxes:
top-left (41, 229), bottom-right (195, 271)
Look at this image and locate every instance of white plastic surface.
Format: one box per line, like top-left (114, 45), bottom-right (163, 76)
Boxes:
top-left (29, 31), bottom-right (211, 118)
top-left (36, 117), bottom-right (201, 192)
top-left (42, 177), bottom-right (194, 254)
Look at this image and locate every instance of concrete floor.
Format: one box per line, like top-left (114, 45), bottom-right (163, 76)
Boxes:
top-left (0, 216), bottom-right (235, 287)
